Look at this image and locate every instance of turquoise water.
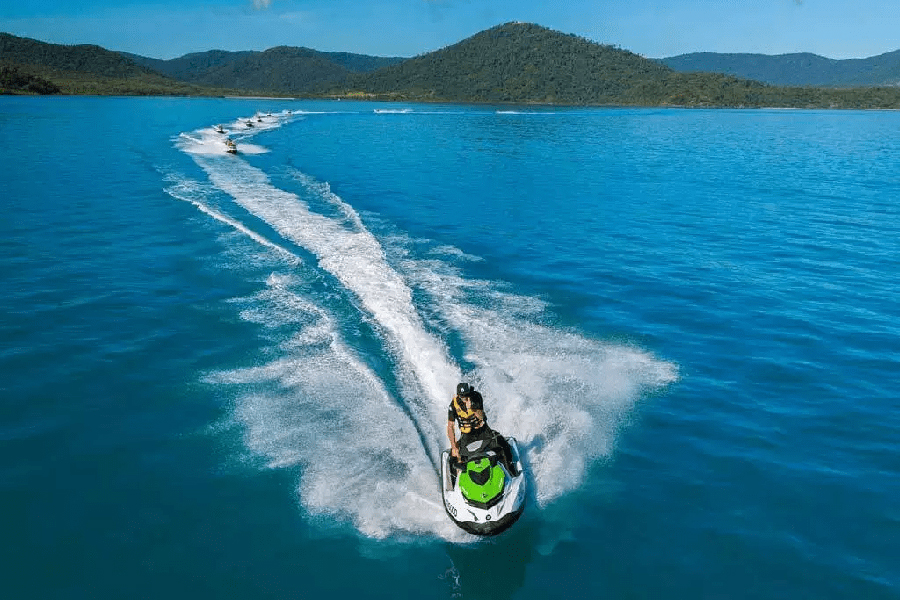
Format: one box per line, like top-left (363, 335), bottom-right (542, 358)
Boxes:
top-left (2, 97), bottom-right (898, 599)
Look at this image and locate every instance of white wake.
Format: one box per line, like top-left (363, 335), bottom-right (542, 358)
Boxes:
top-left (172, 110), bottom-right (678, 540)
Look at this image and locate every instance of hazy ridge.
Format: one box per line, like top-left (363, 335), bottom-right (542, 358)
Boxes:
top-left (660, 50), bottom-right (900, 88)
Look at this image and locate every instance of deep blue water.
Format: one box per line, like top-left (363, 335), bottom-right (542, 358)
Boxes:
top-left (2, 97), bottom-right (898, 599)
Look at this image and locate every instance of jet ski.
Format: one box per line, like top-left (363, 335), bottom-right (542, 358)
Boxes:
top-left (441, 436), bottom-right (526, 536)
top-left (224, 138), bottom-right (237, 154)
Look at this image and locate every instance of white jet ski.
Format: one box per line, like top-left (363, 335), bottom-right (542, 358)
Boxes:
top-left (441, 436), bottom-right (526, 536)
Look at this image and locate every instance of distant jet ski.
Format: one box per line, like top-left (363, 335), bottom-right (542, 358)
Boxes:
top-left (441, 436), bottom-right (526, 536)
top-left (216, 124), bottom-right (226, 134)
top-left (246, 120), bottom-right (254, 127)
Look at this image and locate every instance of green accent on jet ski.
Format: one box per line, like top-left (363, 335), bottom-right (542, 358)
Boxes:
top-left (459, 457), bottom-right (506, 504)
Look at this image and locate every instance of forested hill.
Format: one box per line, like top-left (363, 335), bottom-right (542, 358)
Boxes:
top-left (1, 32), bottom-right (402, 95)
top-left (166, 46), bottom-right (353, 92)
top-left (322, 51), bottom-right (405, 73)
top-left (0, 32), bottom-right (218, 94)
top-left (122, 50), bottom-right (256, 82)
top-left (1, 65), bottom-right (60, 94)
top-left (660, 50), bottom-right (900, 88)
top-left (123, 48), bottom-right (404, 91)
top-left (1, 32), bottom-right (156, 78)
top-left (340, 22), bottom-right (672, 103)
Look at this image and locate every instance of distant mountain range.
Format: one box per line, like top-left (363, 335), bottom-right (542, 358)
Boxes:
top-left (3, 26), bottom-right (900, 109)
top-left (121, 47), bottom-right (404, 92)
top-left (660, 51), bottom-right (900, 87)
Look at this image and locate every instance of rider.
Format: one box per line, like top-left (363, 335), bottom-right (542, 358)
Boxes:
top-left (447, 382), bottom-right (518, 476)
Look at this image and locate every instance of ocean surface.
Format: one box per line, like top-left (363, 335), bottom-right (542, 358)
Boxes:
top-left (2, 97), bottom-right (898, 599)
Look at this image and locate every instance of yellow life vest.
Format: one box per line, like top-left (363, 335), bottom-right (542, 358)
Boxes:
top-left (452, 395), bottom-right (484, 434)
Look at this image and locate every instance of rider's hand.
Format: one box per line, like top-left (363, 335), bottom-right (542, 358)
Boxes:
top-left (451, 447), bottom-right (460, 461)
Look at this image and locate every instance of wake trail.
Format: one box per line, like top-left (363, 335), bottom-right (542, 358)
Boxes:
top-left (192, 155), bottom-right (459, 464)
top-left (176, 114), bottom-right (459, 469)
top-left (171, 121), bottom-right (462, 536)
top-left (172, 112), bottom-right (678, 541)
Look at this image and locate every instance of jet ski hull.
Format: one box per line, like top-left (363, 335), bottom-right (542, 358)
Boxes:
top-left (441, 438), bottom-right (526, 536)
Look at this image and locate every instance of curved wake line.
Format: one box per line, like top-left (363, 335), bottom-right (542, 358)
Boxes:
top-left (172, 113), bottom-right (679, 541)
top-left (164, 176), bottom-right (301, 265)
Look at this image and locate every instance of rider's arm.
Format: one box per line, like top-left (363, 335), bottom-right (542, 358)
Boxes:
top-left (470, 392), bottom-right (486, 427)
top-left (447, 400), bottom-right (459, 456)
top-left (447, 419), bottom-right (459, 458)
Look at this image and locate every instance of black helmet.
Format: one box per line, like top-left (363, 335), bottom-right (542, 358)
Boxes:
top-left (456, 382), bottom-right (473, 397)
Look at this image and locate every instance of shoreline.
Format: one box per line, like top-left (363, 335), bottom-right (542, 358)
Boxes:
top-left (3, 93), bottom-right (899, 112)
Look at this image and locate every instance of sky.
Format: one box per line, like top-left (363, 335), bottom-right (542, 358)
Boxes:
top-left (2, 0), bottom-right (899, 61)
